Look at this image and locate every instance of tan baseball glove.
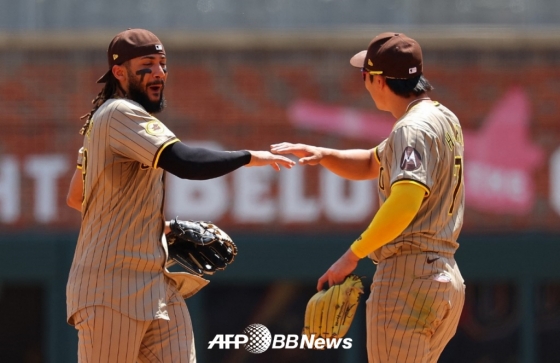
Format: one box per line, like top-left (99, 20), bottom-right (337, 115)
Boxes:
top-left (303, 274), bottom-right (364, 341)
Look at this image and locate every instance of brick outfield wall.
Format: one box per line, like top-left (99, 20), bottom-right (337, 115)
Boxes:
top-left (0, 46), bottom-right (559, 233)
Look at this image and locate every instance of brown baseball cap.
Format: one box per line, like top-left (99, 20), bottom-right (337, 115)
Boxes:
top-left (350, 32), bottom-right (423, 79)
top-left (97, 28), bottom-right (166, 83)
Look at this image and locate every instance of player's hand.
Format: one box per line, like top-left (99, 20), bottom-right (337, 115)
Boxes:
top-left (245, 150), bottom-right (295, 171)
top-left (270, 142), bottom-right (325, 166)
top-left (317, 249), bottom-right (360, 291)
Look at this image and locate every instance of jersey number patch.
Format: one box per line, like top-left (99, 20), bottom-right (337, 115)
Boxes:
top-left (448, 156), bottom-right (463, 215)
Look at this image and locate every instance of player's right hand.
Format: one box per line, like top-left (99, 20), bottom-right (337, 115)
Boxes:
top-left (270, 142), bottom-right (325, 165)
top-left (245, 150), bottom-right (295, 171)
top-left (317, 248), bottom-right (360, 291)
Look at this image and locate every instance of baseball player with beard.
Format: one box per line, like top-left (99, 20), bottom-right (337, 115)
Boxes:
top-left (272, 32), bottom-right (466, 362)
top-left (66, 28), bottom-right (294, 363)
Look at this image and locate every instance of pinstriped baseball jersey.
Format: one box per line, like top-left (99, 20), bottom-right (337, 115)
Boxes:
top-left (67, 98), bottom-right (181, 323)
top-left (372, 100), bottom-right (465, 262)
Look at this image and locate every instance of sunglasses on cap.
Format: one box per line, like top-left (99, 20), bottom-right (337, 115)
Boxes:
top-left (361, 67), bottom-right (383, 81)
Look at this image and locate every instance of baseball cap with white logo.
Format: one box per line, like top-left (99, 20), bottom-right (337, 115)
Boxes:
top-left (97, 28), bottom-right (166, 83)
top-left (350, 32), bottom-right (423, 79)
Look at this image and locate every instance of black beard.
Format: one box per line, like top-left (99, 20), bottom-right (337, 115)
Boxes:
top-left (127, 78), bottom-right (166, 114)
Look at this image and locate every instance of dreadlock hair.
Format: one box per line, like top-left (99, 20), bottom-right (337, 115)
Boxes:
top-left (79, 73), bottom-right (123, 135)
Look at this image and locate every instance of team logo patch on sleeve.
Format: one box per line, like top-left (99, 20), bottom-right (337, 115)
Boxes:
top-left (400, 146), bottom-right (422, 171)
top-left (145, 120), bottom-right (165, 135)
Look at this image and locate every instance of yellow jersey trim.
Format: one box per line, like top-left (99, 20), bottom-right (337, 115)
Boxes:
top-left (153, 138), bottom-right (180, 169)
top-left (373, 146), bottom-right (381, 164)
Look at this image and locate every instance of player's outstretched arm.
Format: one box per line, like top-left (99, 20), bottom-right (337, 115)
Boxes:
top-left (158, 142), bottom-right (294, 180)
top-left (271, 142), bottom-right (379, 180)
top-left (245, 150), bottom-right (295, 171)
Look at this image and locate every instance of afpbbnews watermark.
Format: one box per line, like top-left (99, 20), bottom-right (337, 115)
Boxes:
top-left (208, 324), bottom-right (353, 354)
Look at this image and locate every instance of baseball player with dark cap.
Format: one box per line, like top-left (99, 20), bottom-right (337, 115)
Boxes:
top-left (272, 32), bottom-right (465, 362)
top-left (66, 28), bottom-right (294, 363)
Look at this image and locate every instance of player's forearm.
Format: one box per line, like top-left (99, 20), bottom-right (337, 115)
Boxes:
top-left (158, 142), bottom-right (251, 180)
top-left (319, 148), bottom-right (380, 180)
top-left (67, 198), bottom-right (82, 212)
top-left (66, 167), bottom-right (83, 212)
top-left (350, 182), bottom-right (425, 258)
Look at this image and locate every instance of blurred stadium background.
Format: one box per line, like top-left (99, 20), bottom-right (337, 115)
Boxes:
top-left (1, 1), bottom-right (560, 362)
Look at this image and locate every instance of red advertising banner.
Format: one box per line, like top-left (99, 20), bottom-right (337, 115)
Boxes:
top-left (0, 47), bottom-right (559, 232)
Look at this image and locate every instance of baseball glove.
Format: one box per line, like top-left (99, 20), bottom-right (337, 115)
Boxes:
top-left (303, 274), bottom-right (364, 341)
top-left (165, 218), bottom-right (237, 277)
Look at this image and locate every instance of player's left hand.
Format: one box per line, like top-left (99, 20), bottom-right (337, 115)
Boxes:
top-left (245, 150), bottom-right (295, 171)
top-left (270, 142), bottom-right (325, 166)
top-left (317, 248), bottom-right (360, 291)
